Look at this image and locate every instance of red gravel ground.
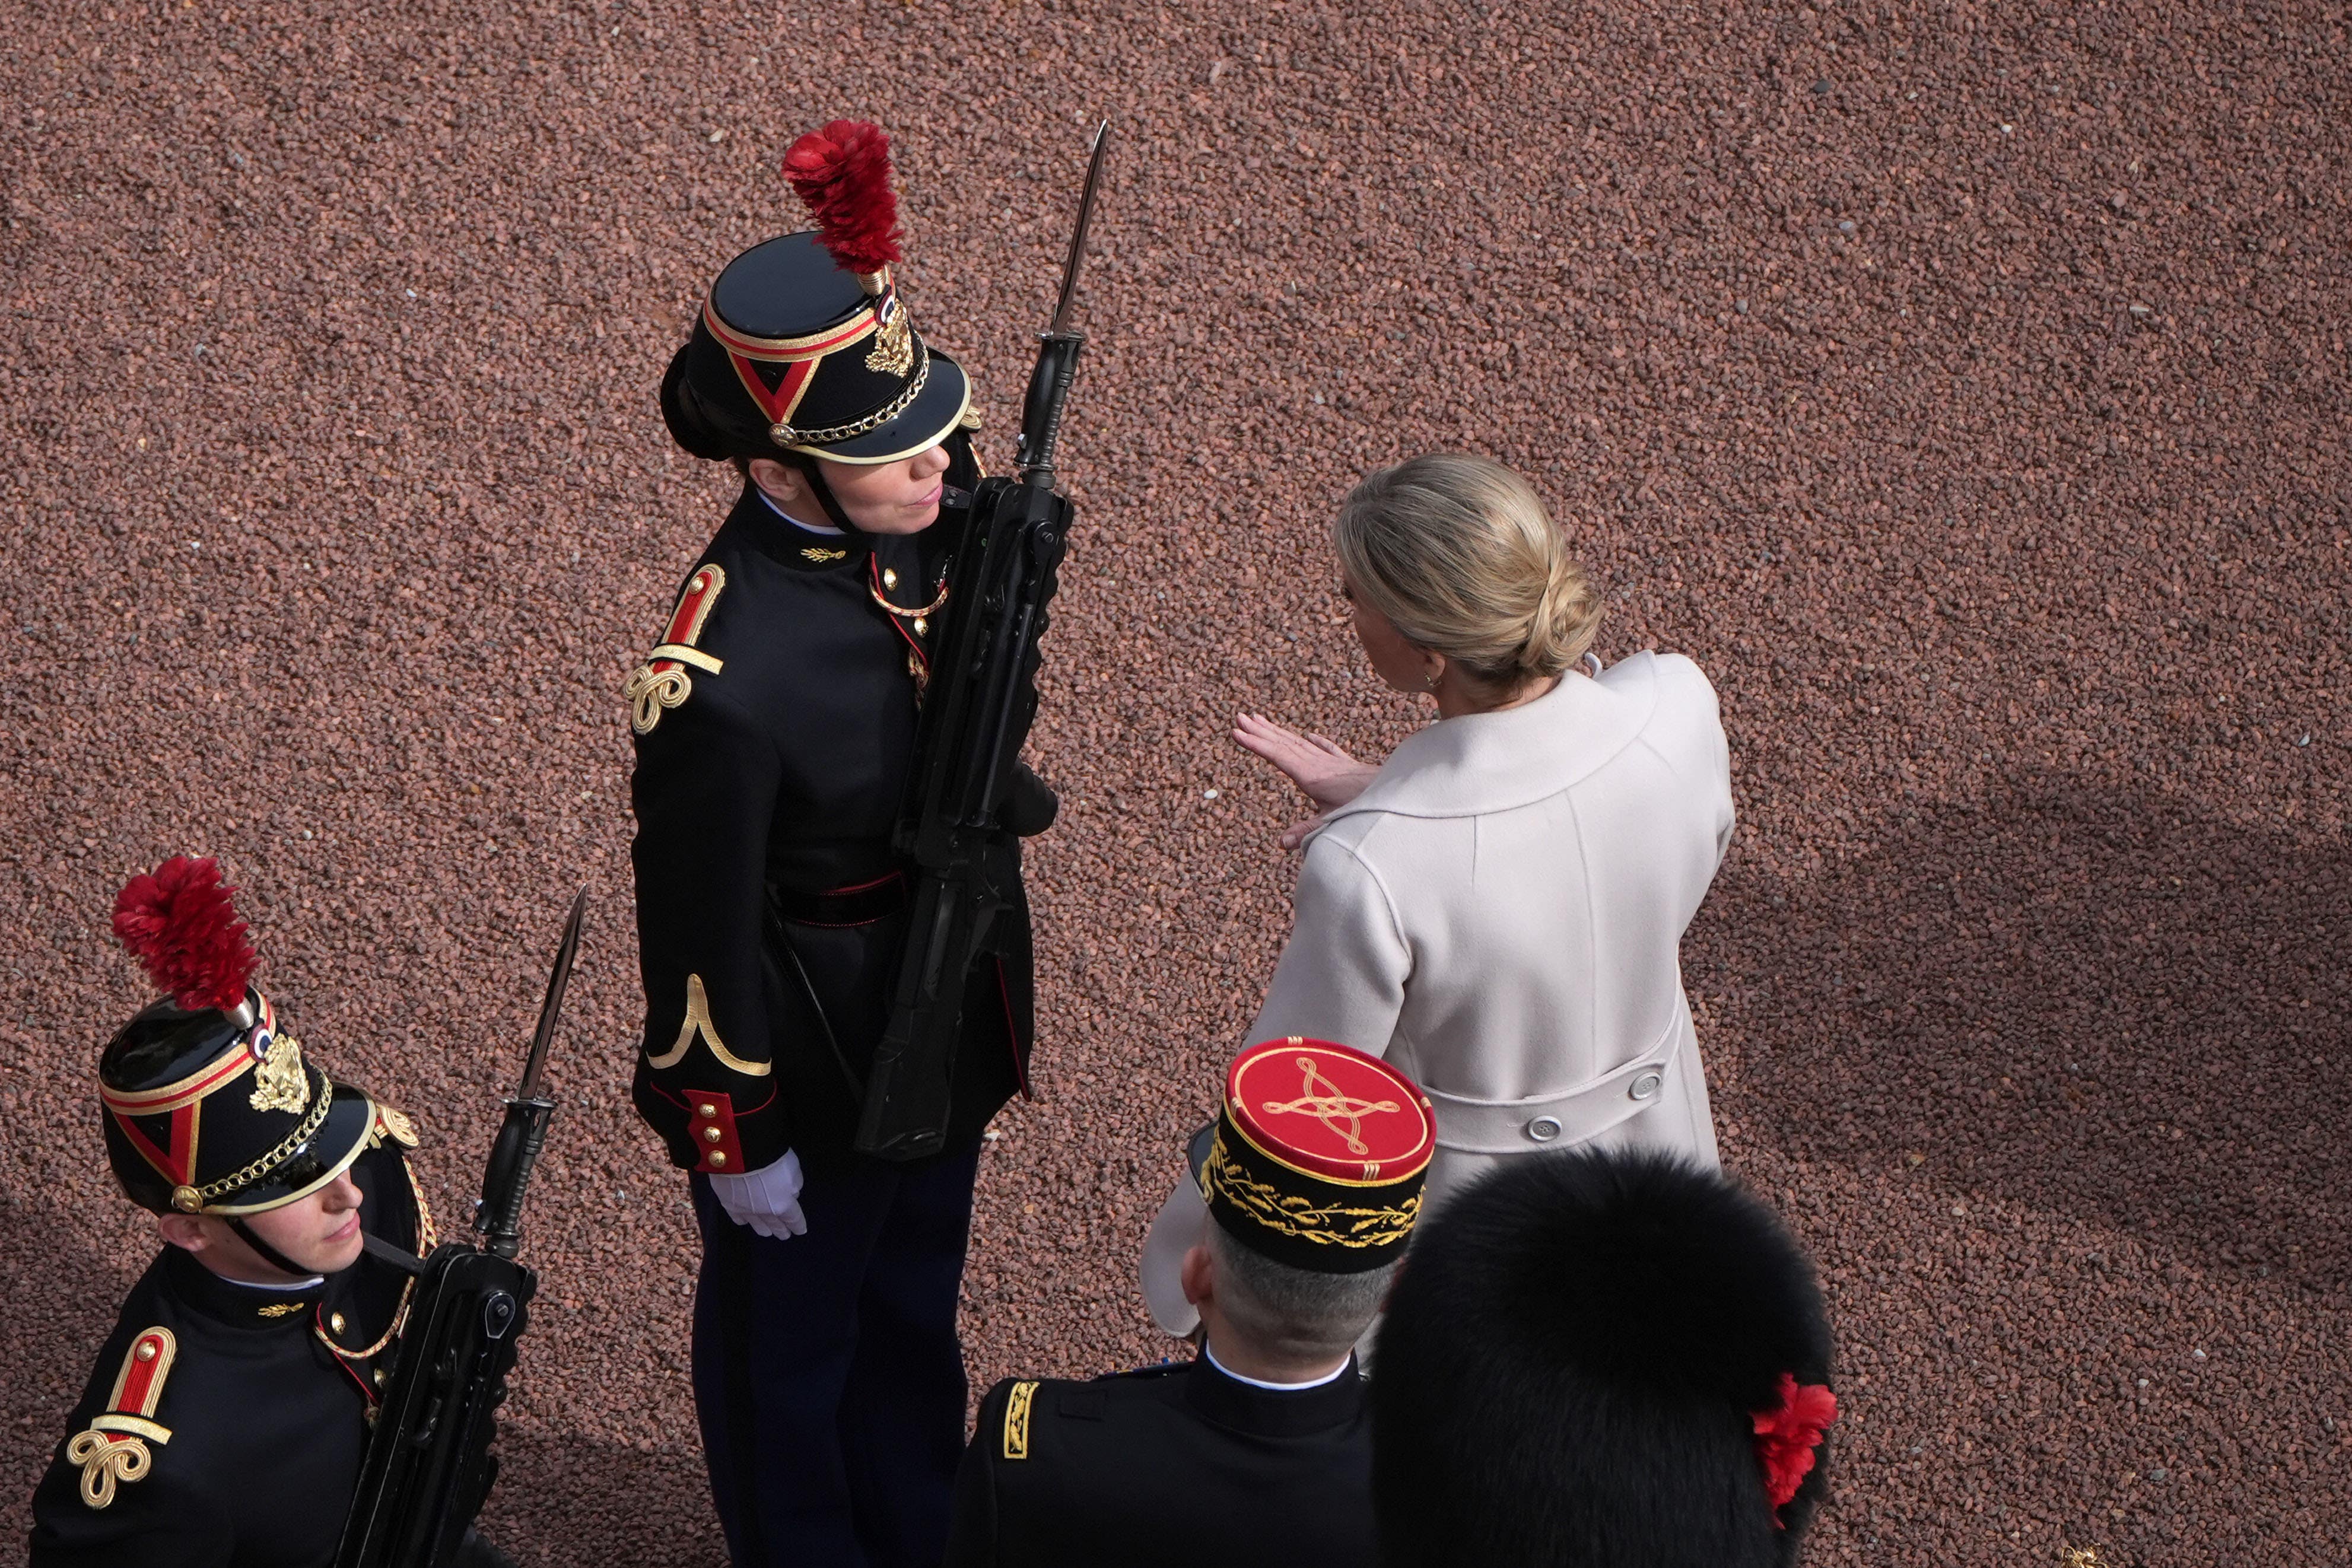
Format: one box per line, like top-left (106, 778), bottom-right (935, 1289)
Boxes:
top-left (4, 2), bottom-right (2345, 1562)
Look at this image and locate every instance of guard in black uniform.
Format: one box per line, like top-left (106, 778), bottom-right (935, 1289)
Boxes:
top-left (944, 1038), bottom-right (1436, 1568)
top-left (627, 120), bottom-right (1053, 1568)
top-left (25, 856), bottom-right (497, 1567)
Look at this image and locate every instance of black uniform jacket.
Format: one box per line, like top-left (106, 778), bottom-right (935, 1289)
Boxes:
top-left (628, 446), bottom-right (1036, 1179)
top-left (28, 1130), bottom-right (430, 1568)
top-left (943, 1356), bottom-right (1376, 1568)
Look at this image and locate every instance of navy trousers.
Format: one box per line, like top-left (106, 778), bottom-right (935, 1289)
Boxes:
top-left (689, 1144), bottom-right (982, 1568)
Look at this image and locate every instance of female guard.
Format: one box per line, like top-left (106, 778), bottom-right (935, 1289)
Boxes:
top-left (626, 122), bottom-right (1048, 1568)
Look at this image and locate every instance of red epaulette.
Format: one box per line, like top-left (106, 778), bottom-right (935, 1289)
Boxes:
top-left (64, 1327), bottom-right (176, 1509)
top-left (625, 564), bottom-right (727, 735)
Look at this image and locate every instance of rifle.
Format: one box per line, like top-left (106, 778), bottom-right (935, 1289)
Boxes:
top-left (334, 888), bottom-right (587, 1568)
top-left (855, 121), bottom-right (1112, 1160)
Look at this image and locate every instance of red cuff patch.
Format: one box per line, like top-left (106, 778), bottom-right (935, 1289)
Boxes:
top-left (684, 1090), bottom-right (746, 1173)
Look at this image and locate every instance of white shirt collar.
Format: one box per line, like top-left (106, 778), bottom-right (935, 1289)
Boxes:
top-left (1203, 1341), bottom-right (1352, 1392)
top-left (222, 1271), bottom-right (326, 1292)
top-left (754, 486), bottom-right (845, 536)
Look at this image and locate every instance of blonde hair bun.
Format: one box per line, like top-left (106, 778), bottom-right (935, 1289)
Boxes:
top-left (1333, 454), bottom-right (1601, 691)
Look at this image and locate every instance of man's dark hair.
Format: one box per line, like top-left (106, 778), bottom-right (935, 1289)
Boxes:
top-left (1369, 1150), bottom-right (1833, 1568)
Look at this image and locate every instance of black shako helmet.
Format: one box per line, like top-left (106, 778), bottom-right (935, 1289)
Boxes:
top-left (100, 857), bottom-right (384, 1222)
top-left (662, 119), bottom-right (971, 475)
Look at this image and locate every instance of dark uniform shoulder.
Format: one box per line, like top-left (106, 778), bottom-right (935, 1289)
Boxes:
top-left (33, 1242), bottom-right (395, 1568)
top-left (975, 1362), bottom-right (1193, 1464)
top-left (31, 1263), bottom-right (234, 1564)
top-left (624, 552), bottom-right (735, 739)
top-left (55, 1317), bottom-right (183, 1512)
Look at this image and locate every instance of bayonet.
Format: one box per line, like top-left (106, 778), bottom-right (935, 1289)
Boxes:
top-left (1016, 120), bottom-right (1115, 490)
top-left (517, 887), bottom-right (588, 1099)
top-left (476, 888), bottom-right (587, 1258)
top-left (1048, 119), bottom-right (1113, 336)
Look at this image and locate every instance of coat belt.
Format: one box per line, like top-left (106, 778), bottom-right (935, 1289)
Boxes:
top-left (1422, 992), bottom-right (1692, 1155)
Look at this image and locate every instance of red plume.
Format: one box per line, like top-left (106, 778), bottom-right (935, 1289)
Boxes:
top-left (112, 856), bottom-right (258, 1013)
top-left (782, 120), bottom-right (904, 280)
top-left (1751, 1373), bottom-right (1838, 1526)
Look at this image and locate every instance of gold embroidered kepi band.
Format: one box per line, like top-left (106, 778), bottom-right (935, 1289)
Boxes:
top-left (1192, 1038), bottom-right (1435, 1274)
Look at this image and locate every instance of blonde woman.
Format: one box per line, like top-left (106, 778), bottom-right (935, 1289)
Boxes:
top-left (1143, 454), bottom-right (1734, 1334)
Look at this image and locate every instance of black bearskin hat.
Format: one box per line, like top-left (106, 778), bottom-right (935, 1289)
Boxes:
top-left (1369, 1150), bottom-right (1836, 1567)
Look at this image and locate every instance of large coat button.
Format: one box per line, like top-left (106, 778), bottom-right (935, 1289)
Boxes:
top-left (1629, 1070), bottom-right (1664, 1102)
top-left (1525, 1116), bottom-right (1563, 1142)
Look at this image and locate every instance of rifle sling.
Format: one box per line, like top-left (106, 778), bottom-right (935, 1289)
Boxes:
top-left (765, 904), bottom-right (868, 1108)
top-left (360, 1232), bottom-right (428, 1277)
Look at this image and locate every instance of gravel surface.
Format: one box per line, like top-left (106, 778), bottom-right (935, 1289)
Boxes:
top-left (4, 2), bottom-right (2345, 1562)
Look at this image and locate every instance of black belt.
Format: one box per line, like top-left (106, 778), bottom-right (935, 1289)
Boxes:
top-left (768, 872), bottom-right (910, 927)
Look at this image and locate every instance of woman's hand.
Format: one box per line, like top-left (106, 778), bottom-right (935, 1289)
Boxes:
top-left (1235, 714), bottom-right (1378, 807)
top-left (1235, 715), bottom-right (1380, 849)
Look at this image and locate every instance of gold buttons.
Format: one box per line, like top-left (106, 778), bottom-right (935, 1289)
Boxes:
top-left (882, 568), bottom-right (898, 589)
top-left (330, 1312), bottom-right (347, 1333)
top-left (708, 1152), bottom-right (728, 1168)
top-left (703, 1125), bottom-right (723, 1143)
top-left (135, 1341), bottom-right (157, 1363)
top-left (913, 618), bottom-right (929, 636)
top-left (698, 1103), bottom-right (719, 1119)
top-left (374, 1369), bottom-right (387, 1387)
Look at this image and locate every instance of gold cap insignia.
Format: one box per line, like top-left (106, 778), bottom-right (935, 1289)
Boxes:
top-left (248, 1033), bottom-right (310, 1115)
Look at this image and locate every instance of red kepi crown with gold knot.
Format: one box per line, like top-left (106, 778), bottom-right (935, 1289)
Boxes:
top-left (1197, 1038), bottom-right (1435, 1274)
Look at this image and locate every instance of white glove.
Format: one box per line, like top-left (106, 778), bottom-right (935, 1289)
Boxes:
top-left (709, 1148), bottom-right (808, 1240)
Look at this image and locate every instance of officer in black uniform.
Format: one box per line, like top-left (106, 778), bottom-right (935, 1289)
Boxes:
top-left (943, 1038), bottom-right (1436, 1568)
top-left (26, 856), bottom-right (504, 1567)
top-left (626, 120), bottom-right (1052, 1568)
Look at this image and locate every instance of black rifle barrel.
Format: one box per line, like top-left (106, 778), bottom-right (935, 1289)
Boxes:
top-left (336, 891), bottom-right (583, 1567)
top-left (857, 125), bottom-right (1108, 1159)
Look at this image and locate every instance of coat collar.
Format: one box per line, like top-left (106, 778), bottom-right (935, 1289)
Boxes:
top-left (1320, 653), bottom-right (1664, 826)
top-left (1182, 1351), bottom-right (1364, 1438)
top-left (727, 483), bottom-right (868, 573)
top-left (164, 1244), bottom-right (332, 1330)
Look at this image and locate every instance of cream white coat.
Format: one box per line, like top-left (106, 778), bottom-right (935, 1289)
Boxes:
top-left (1140, 651), bottom-right (1737, 1334)
top-left (1247, 647), bottom-right (1735, 1208)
